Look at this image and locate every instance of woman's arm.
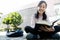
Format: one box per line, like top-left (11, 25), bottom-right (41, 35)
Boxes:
top-left (31, 15), bottom-right (36, 28)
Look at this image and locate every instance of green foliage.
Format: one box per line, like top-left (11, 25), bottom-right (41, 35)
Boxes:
top-left (2, 12), bottom-right (23, 26)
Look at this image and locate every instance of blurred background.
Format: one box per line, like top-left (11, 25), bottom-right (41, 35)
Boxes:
top-left (0, 0), bottom-right (60, 34)
top-left (0, 0), bottom-right (60, 40)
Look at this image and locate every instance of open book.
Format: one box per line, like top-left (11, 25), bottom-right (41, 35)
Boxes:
top-left (35, 19), bottom-right (60, 28)
top-left (34, 19), bottom-right (60, 32)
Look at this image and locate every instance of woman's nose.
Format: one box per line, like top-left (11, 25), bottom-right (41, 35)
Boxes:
top-left (40, 7), bottom-right (43, 10)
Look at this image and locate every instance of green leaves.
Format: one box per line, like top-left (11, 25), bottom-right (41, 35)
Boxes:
top-left (2, 12), bottom-right (23, 26)
top-left (3, 17), bottom-right (12, 24)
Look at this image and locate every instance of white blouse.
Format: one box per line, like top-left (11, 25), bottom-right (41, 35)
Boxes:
top-left (31, 14), bottom-right (52, 28)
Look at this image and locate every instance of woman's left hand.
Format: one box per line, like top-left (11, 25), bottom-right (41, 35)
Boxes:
top-left (44, 26), bottom-right (55, 32)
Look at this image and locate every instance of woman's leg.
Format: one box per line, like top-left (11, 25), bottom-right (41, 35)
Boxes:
top-left (25, 26), bottom-right (39, 39)
top-left (54, 25), bottom-right (60, 32)
top-left (38, 25), bottom-right (60, 39)
top-left (46, 25), bottom-right (60, 38)
top-left (51, 25), bottom-right (60, 35)
top-left (39, 32), bottom-right (53, 39)
top-left (52, 32), bottom-right (60, 39)
top-left (25, 26), bottom-right (38, 35)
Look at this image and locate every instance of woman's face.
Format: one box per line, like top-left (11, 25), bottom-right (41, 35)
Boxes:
top-left (38, 3), bottom-right (47, 15)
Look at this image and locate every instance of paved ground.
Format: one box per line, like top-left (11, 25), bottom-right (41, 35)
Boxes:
top-left (0, 31), bottom-right (27, 40)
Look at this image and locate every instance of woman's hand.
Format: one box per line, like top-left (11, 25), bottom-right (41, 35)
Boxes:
top-left (38, 26), bottom-right (49, 32)
top-left (38, 26), bottom-right (55, 32)
top-left (45, 26), bottom-right (55, 32)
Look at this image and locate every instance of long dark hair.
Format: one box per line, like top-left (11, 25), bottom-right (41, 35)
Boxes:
top-left (38, 1), bottom-right (47, 7)
top-left (35, 1), bottom-right (47, 20)
top-left (35, 11), bottom-right (47, 20)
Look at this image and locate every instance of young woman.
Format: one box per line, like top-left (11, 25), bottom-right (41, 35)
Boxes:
top-left (25, 1), bottom-right (60, 39)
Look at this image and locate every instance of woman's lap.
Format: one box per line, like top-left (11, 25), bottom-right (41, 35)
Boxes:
top-left (25, 25), bottom-right (60, 38)
top-left (25, 26), bottom-right (39, 35)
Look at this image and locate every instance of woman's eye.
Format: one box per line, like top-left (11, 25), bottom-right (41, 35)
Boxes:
top-left (43, 7), bottom-right (45, 8)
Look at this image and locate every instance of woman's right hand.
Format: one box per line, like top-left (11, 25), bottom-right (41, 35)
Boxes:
top-left (44, 26), bottom-right (55, 32)
top-left (38, 26), bottom-right (55, 32)
top-left (45, 27), bottom-right (55, 32)
top-left (38, 26), bottom-right (48, 32)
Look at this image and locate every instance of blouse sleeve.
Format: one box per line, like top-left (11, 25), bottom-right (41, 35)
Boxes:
top-left (30, 15), bottom-right (36, 28)
top-left (46, 17), bottom-right (52, 25)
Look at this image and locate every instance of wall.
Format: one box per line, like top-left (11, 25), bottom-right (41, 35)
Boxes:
top-left (18, 0), bottom-right (60, 29)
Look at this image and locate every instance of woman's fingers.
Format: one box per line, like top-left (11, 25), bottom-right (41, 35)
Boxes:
top-left (39, 26), bottom-right (49, 32)
top-left (46, 28), bottom-right (54, 32)
top-left (39, 26), bottom-right (54, 32)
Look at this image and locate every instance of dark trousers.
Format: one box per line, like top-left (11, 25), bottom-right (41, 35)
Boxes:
top-left (25, 25), bottom-right (60, 38)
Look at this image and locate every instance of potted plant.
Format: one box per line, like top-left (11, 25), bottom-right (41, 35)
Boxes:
top-left (2, 12), bottom-right (23, 31)
top-left (2, 12), bottom-right (23, 37)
